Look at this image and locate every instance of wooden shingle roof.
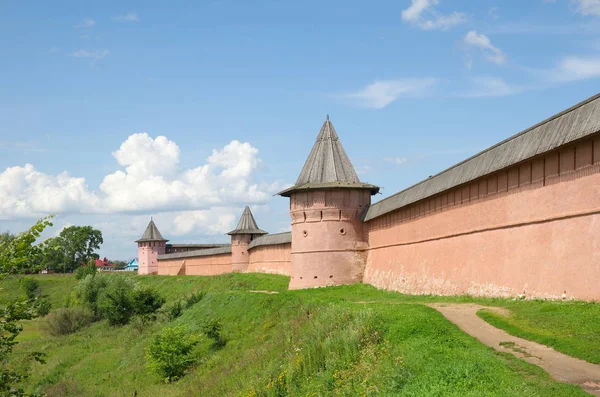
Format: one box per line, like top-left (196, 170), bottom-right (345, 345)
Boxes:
top-left (136, 219), bottom-right (168, 242)
top-left (278, 117), bottom-right (379, 197)
top-left (227, 206), bottom-right (268, 235)
top-left (365, 92), bottom-right (600, 221)
top-left (248, 232), bottom-right (291, 250)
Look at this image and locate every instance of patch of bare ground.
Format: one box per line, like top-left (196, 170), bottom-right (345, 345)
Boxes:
top-left (247, 290), bottom-right (279, 294)
top-left (429, 303), bottom-right (600, 396)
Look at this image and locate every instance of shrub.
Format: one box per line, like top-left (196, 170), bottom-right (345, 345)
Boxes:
top-left (131, 314), bottom-right (155, 334)
top-left (184, 291), bottom-right (206, 308)
top-left (97, 276), bottom-right (136, 326)
top-left (36, 298), bottom-right (52, 317)
top-left (19, 277), bottom-right (40, 299)
top-left (42, 307), bottom-right (93, 336)
top-left (75, 274), bottom-right (108, 318)
top-left (146, 325), bottom-right (199, 382)
top-left (202, 319), bottom-right (226, 347)
top-left (75, 262), bottom-right (97, 280)
top-left (162, 300), bottom-right (184, 321)
top-left (132, 286), bottom-right (165, 316)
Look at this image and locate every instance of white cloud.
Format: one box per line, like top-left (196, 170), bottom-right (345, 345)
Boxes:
top-left (0, 164), bottom-right (100, 219)
top-left (401, 0), bottom-right (467, 31)
top-left (70, 49), bottom-right (110, 60)
top-left (172, 208), bottom-right (237, 235)
top-left (112, 13), bottom-right (139, 22)
top-left (48, 47), bottom-right (59, 54)
top-left (460, 76), bottom-right (520, 98)
top-left (546, 55), bottom-right (600, 81)
top-left (573, 0), bottom-right (600, 16)
top-left (75, 18), bottom-right (95, 29)
top-left (0, 133), bottom-right (283, 220)
top-left (463, 31), bottom-right (506, 65)
top-left (383, 157), bottom-right (408, 165)
top-left (344, 78), bottom-right (437, 109)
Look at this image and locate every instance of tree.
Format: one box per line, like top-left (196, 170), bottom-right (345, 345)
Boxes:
top-left (0, 232), bottom-right (16, 253)
top-left (112, 260), bottom-right (128, 270)
top-left (0, 217), bottom-right (53, 395)
top-left (42, 226), bottom-right (103, 273)
top-left (59, 226), bottom-right (103, 272)
top-left (0, 217), bottom-right (54, 276)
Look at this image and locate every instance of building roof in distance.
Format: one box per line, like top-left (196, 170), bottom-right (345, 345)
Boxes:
top-left (227, 206), bottom-right (268, 235)
top-left (278, 116), bottom-right (379, 197)
top-left (136, 219), bottom-right (169, 242)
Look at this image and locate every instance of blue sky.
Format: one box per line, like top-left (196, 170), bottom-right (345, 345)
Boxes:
top-left (1, 0), bottom-right (600, 260)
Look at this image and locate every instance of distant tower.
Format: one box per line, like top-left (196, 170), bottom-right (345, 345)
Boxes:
top-left (278, 117), bottom-right (379, 289)
top-left (136, 219), bottom-right (168, 275)
top-left (228, 206), bottom-right (268, 272)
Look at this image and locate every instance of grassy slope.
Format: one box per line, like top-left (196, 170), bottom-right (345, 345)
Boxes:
top-left (1, 274), bottom-right (595, 396)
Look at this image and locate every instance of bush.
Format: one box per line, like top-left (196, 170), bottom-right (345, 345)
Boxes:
top-left (162, 300), bottom-right (184, 321)
top-left (36, 298), bottom-right (52, 317)
top-left (19, 277), bottom-right (40, 299)
top-left (97, 276), bottom-right (136, 326)
top-left (132, 286), bottom-right (165, 316)
top-left (184, 291), bottom-right (206, 308)
top-left (42, 307), bottom-right (93, 336)
top-left (75, 262), bottom-right (97, 280)
top-left (146, 325), bottom-right (199, 382)
top-left (202, 319), bottom-right (226, 347)
top-left (75, 274), bottom-right (108, 318)
top-left (74, 275), bottom-right (163, 326)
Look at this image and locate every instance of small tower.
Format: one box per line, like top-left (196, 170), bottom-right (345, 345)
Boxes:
top-left (136, 219), bottom-right (168, 275)
top-left (228, 206), bottom-right (268, 272)
top-left (278, 117), bottom-right (379, 289)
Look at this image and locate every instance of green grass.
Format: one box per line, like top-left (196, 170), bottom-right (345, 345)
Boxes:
top-left (478, 301), bottom-right (600, 364)
top-left (1, 274), bottom-right (595, 396)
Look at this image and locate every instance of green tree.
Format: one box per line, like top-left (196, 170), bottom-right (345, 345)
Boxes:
top-left (112, 260), bottom-right (128, 270)
top-left (0, 217), bottom-right (54, 276)
top-left (0, 216), bottom-right (54, 395)
top-left (59, 226), bottom-right (103, 272)
top-left (39, 236), bottom-right (67, 273)
top-left (0, 232), bottom-right (16, 253)
top-left (41, 226), bottom-right (103, 273)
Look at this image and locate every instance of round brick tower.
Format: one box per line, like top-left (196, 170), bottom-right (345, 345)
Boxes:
top-left (278, 116), bottom-right (379, 289)
top-left (228, 206), bottom-right (267, 272)
top-left (136, 218), bottom-right (168, 275)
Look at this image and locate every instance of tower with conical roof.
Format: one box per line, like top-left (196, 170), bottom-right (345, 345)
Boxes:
top-left (278, 117), bottom-right (379, 289)
top-left (136, 219), bottom-right (168, 275)
top-left (228, 206), bottom-right (268, 272)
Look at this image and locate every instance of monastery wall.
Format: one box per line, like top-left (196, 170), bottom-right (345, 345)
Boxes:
top-left (363, 134), bottom-right (600, 300)
top-left (247, 243), bottom-right (292, 275)
top-left (157, 248), bottom-right (232, 276)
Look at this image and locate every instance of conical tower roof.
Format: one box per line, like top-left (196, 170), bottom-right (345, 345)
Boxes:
top-left (278, 116), bottom-right (379, 197)
top-left (136, 219), bottom-right (169, 242)
top-left (227, 206), bottom-right (268, 235)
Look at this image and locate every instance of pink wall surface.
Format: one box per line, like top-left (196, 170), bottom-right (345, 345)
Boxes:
top-left (158, 254), bottom-right (232, 276)
top-left (289, 189), bottom-right (371, 289)
top-left (364, 137), bottom-right (600, 300)
top-left (138, 242), bottom-right (165, 275)
top-left (231, 234), bottom-right (251, 272)
top-left (248, 243), bottom-right (291, 275)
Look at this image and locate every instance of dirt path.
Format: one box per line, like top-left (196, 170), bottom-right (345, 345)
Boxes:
top-left (429, 303), bottom-right (600, 396)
